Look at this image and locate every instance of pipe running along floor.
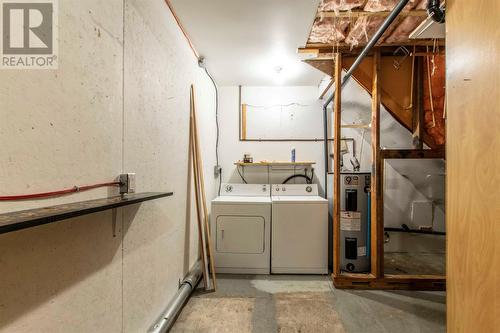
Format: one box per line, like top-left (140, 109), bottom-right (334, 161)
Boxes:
top-left (170, 274), bottom-right (446, 333)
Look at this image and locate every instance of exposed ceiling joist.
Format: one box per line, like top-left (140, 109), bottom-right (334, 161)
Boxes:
top-left (318, 9), bottom-right (428, 19)
top-left (300, 40), bottom-right (445, 53)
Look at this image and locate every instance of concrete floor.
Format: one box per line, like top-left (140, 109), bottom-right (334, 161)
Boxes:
top-left (385, 252), bottom-right (446, 275)
top-left (171, 275), bottom-right (446, 333)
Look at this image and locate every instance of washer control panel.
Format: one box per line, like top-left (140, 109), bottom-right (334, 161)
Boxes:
top-left (272, 184), bottom-right (319, 196)
top-left (221, 184), bottom-right (270, 196)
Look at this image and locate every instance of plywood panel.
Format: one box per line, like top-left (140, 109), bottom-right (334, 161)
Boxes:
top-left (446, 0), bottom-right (500, 332)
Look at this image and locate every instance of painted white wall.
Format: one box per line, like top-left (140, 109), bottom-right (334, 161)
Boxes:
top-left (243, 86), bottom-right (323, 140)
top-left (0, 1), bottom-right (217, 332)
top-left (219, 86), bottom-right (326, 194)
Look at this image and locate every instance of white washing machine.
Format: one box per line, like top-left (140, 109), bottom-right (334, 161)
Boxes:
top-left (271, 184), bottom-right (328, 274)
top-left (211, 183), bottom-right (271, 274)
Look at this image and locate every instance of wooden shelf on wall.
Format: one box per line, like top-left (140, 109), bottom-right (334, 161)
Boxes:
top-left (234, 161), bottom-right (316, 167)
top-left (0, 192), bottom-right (173, 235)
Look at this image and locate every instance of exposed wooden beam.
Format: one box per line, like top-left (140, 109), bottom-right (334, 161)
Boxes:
top-left (319, 80), bottom-right (334, 99)
top-left (412, 57), bottom-right (425, 149)
top-left (300, 48), bottom-right (445, 60)
top-left (318, 9), bottom-right (428, 19)
top-left (301, 40), bottom-right (445, 53)
top-left (332, 53), bottom-right (342, 278)
top-left (297, 48), bottom-right (319, 56)
top-left (380, 148), bottom-right (446, 159)
top-left (370, 50), bottom-right (383, 279)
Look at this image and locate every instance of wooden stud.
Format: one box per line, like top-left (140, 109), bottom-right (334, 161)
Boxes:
top-left (380, 148), bottom-right (445, 160)
top-left (332, 53), bottom-right (342, 278)
top-left (412, 57), bottom-right (424, 149)
top-left (370, 49), bottom-right (383, 278)
top-left (319, 80), bottom-right (334, 99)
top-left (302, 41), bottom-right (446, 54)
top-left (318, 9), bottom-right (428, 18)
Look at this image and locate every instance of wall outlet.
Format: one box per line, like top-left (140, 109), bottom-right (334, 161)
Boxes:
top-left (214, 165), bottom-right (222, 177)
top-left (120, 173), bottom-right (136, 194)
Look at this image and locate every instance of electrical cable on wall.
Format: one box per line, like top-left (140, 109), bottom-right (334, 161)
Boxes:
top-left (164, 1), bottom-right (222, 195)
top-left (0, 181), bottom-right (121, 201)
top-left (199, 57), bottom-right (222, 196)
top-left (245, 103), bottom-right (311, 110)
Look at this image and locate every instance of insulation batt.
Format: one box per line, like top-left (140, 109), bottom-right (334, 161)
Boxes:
top-left (363, 0), bottom-right (424, 12)
top-left (311, 0), bottom-right (427, 47)
top-left (384, 16), bottom-right (423, 43)
top-left (309, 18), bottom-right (350, 43)
top-left (423, 55), bottom-right (446, 145)
top-left (319, 0), bottom-right (365, 12)
top-left (344, 16), bottom-right (400, 47)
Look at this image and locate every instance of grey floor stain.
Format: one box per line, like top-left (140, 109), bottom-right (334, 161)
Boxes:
top-left (171, 274), bottom-right (446, 333)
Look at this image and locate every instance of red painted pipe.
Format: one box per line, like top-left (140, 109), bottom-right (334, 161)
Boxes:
top-left (0, 182), bottom-right (121, 201)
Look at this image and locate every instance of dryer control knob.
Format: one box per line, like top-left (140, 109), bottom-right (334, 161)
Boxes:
top-left (225, 185), bottom-right (233, 193)
top-left (306, 186), bottom-right (313, 193)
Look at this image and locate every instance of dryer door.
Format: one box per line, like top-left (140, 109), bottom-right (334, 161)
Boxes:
top-left (216, 216), bottom-right (265, 254)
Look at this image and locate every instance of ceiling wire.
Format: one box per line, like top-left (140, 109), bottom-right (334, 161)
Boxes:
top-left (245, 103), bottom-right (311, 110)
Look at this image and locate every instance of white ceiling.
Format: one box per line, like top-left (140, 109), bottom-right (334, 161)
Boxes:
top-left (169, 0), bottom-right (323, 86)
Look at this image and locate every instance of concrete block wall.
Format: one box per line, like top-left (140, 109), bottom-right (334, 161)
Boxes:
top-left (0, 0), bottom-right (217, 332)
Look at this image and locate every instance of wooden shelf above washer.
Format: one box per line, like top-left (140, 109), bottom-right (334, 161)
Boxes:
top-left (235, 161), bottom-right (316, 167)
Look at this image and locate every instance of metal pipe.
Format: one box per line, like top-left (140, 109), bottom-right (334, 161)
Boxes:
top-left (427, 0), bottom-right (445, 23)
top-left (322, 0), bottom-right (410, 200)
top-left (149, 261), bottom-right (203, 333)
top-left (323, 0), bottom-right (411, 109)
